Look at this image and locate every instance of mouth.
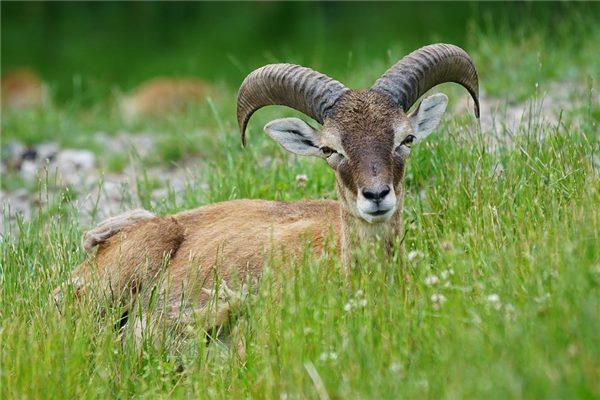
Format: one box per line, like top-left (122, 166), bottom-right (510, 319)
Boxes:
top-left (358, 206), bottom-right (395, 223)
top-left (366, 209), bottom-right (390, 216)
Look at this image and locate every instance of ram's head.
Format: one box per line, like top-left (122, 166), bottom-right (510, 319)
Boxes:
top-left (237, 44), bottom-right (479, 223)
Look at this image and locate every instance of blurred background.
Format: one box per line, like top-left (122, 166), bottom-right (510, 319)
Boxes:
top-left (3, 2), bottom-right (598, 103)
top-left (1, 2), bottom-right (598, 227)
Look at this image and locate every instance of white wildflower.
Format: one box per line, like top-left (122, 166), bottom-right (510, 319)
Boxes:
top-left (431, 293), bottom-right (446, 310)
top-left (295, 174), bottom-right (308, 188)
top-left (345, 289), bottom-right (366, 311)
top-left (440, 241), bottom-right (453, 251)
top-left (319, 351), bottom-right (338, 362)
top-left (431, 293), bottom-right (446, 303)
top-left (424, 275), bottom-right (439, 286)
top-left (486, 294), bottom-right (500, 303)
top-left (389, 362), bottom-right (404, 374)
top-left (440, 268), bottom-right (454, 280)
top-left (486, 294), bottom-right (502, 310)
top-left (407, 250), bottom-right (424, 262)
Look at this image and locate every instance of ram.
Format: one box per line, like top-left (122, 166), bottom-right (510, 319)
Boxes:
top-left (55, 44), bottom-right (479, 341)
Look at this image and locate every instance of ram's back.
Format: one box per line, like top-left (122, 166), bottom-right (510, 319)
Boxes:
top-left (59, 199), bottom-right (340, 308)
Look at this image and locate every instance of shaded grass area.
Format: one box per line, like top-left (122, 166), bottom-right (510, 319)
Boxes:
top-left (2, 3), bottom-right (600, 399)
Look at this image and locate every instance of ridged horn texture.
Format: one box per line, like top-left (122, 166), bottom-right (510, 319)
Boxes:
top-left (237, 63), bottom-right (349, 145)
top-left (372, 43), bottom-right (480, 118)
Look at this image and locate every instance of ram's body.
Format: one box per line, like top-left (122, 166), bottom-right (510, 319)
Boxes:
top-left (56, 43), bottom-right (480, 341)
top-left (62, 200), bottom-right (340, 333)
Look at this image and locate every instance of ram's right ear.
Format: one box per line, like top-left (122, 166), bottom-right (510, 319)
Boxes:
top-left (264, 118), bottom-right (324, 157)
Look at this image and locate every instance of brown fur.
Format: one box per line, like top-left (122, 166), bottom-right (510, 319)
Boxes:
top-left (120, 77), bottom-right (211, 120)
top-left (57, 200), bottom-right (341, 336)
top-left (1, 68), bottom-right (45, 109)
top-left (325, 90), bottom-right (409, 196)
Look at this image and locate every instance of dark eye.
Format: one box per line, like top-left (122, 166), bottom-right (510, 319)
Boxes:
top-left (320, 146), bottom-right (337, 156)
top-left (401, 134), bottom-right (416, 147)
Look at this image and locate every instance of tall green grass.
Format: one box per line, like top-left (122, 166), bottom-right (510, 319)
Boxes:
top-left (2, 101), bottom-right (598, 398)
top-left (2, 3), bottom-right (600, 399)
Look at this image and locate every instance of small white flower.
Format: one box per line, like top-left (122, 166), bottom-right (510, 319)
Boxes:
top-left (431, 293), bottom-right (446, 310)
top-left (440, 241), bottom-right (453, 251)
top-left (319, 351), bottom-right (338, 362)
top-left (440, 269), bottom-right (454, 280)
top-left (486, 293), bottom-right (502, 310)
top-left (431, 293), bottom-right (446, 303)
top-left (389, 362), bottom-right (404, 374)
top-left (424, 275), bottom-right (439, 286)
top-left (358, 298), bottom-right (367, 307)
top-left (295, 174), bottom-right (308, 188)
top-left (344, 302), bottom-right (352, 312)
top-left (407, 250), bottom-right (424, 262)
top-left (486, 294), bottom-right (500, 303)
top-left (355, 289), bottom-right (364, 297)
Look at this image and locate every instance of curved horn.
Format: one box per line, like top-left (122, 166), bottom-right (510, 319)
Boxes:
top-left (372, 43), bottom-right (480, 118)
top-left (237, 63), bottom-right (349, 145)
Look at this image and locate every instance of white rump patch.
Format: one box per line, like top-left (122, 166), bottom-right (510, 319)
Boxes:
top-left (82, 209), bottom-right (155, 251)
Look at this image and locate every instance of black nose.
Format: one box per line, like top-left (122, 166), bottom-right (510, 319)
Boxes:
top-left (362, 185), bottom-right (391, 202)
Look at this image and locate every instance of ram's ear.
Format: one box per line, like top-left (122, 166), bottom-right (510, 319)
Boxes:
top-left (264, 118), bottom-right (324, 157)
top-left (408, 93), bottom-right (448, 141)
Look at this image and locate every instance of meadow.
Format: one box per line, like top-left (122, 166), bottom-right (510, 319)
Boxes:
top-left (1, 3), bottom-right (599, 399)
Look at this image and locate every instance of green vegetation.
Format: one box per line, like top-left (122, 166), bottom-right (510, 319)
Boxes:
top-left (1, 3), bottom-right (599, 399)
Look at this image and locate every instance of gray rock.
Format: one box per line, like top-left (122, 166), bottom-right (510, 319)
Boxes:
top-left (1, 140), bottom-right (25, 168)
top-left (94, 131), bottom-right (156, 158)
top-left (54, 149), bottom-right (96, 185)
top-left (36, 142), bottom-right (60, 162)
top-left (20, 159), bottom-right (38, 182)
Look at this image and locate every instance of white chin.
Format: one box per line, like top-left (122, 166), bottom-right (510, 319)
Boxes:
top-left (357, 208), bottom-right (395, 224)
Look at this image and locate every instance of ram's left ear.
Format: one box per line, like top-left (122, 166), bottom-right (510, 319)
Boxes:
top-left (408, 93), bottom-right (448, 141)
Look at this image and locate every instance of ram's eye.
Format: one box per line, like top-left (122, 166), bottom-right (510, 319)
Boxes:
top-left (320, 146), bottom-right (337, 156)
top-left (401, 134), bottom-right (416, 147)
